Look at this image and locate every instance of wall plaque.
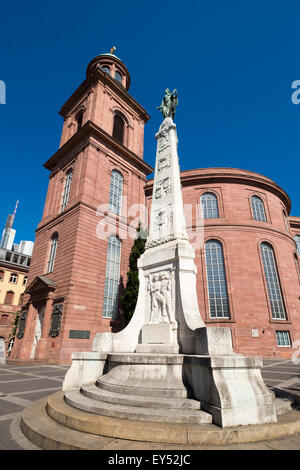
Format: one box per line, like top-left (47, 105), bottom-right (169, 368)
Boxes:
top-left (69, 330), bottom-right (90, 339)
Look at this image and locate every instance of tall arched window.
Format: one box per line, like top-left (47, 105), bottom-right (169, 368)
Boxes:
top-left (103, 235), bottom-right (122, 319)
top-left (47, 233), bottom-right (58, 274)
top-left (109, 170), bottom-right (123, 215)
top-left (204, 240), bottom-right (230, 318)
top-left (283, 210), bottom-right (290, 232)
top-left (294, 254), bottom-right (300, 283)
top-left (260, 242), bottom-right (286, 320)
top-left (115, 70), bottom-right (123, 84)
top-left (61, 169), bottom-right (73, 212)
top-left (201, 192), bottom-right (219, 219)
top-left (75, 111), bottom-right (83, 131)
top-left (112, 114), bottom-right (125, 144)
top-left (295, 236), bottom-right (300, 255)
top-left (251, 195), bottom-right (267, 222)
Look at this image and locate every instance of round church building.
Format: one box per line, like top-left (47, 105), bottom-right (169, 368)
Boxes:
top-left (146, 167), bottom-right (300, 358)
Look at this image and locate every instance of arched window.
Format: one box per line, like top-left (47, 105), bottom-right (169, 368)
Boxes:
top-left (109, 170), bottom-right (123, 215)
top-left (260, 243), bottom-right (286, 320)
top-left (0, 270), bottom-right (4, 281)
top-left (294, 254), bottom-right (300, 283)
top-left (283, 210), bottom-right (290, 232)
top-left (204, 240), bottom-right (230, 318)
top-left (200, 192), bottom-right (219, 219)
top-left (295, 236), bottom-right (300, 255)
top-left (112, 114), bottom-right (125, 144)
top-left (4, 291), bottom-right (14, 305)
top-left (61, 169), bottom-right (73, 212)
top-left (47, 233), bottom-right (58, 274)
top-left (101, 65), bottom-right (110, 74)
top-left (115, 70), bottom-right (122, 84)
top-left (103, 235), bottom-right (122, 319)
top-left (76, 111), bottom-right (83, 131)
top-left (251, 195), bottom-right (267, 222)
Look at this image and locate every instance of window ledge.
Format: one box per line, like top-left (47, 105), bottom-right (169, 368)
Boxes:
top-left (269, 319), bottom-right (292, 324)
top-left (205, 318), bottom-right (235, 323)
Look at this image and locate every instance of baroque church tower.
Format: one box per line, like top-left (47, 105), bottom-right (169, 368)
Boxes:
top-left (11, 51), bottom-right (153, 363)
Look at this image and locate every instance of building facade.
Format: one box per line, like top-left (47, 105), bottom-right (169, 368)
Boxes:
top-left (10, 52), bottom-right (152, 364)
top-left (0, 248), bottom-right (31, 354)
top-left (10, 53), bottom-right (300, 363)
top-left (146, 168), bottom-right (300, 358)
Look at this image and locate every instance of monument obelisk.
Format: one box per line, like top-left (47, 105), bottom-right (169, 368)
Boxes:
top-left (93, 88), bottom-right (208, 355)
top-left (64, 90), bottom-right (278, 428)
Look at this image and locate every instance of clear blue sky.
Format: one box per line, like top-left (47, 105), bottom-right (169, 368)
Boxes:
top-left (1, 0), bottom-right (300, 243)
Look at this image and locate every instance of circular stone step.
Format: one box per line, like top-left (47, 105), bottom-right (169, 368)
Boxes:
top-left (64, 389), bottom-right (212, 424)
top-left (19, 391), bottom-right (300, 449)
top-left (81, 384), bottom-right (201, 410)
top-left (95, 378), bottom-right (190, 398)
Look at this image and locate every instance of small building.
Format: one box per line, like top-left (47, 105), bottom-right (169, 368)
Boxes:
top-left (0, 247), bottom-right (31, 355)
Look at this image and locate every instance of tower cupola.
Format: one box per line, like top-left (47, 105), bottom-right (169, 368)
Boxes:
top-left (86, 49), bottom-right (131, 90)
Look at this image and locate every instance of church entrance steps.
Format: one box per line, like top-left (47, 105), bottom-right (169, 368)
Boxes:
top-left (81, 383), bottom-right (201, 410)
top-left (19, 391), bottom-right (300, 449)
top-left (64, 389), bottom-right (212, 424)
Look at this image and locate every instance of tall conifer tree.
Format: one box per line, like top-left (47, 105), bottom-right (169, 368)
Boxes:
top-left (121, 223), bottom-right (147, 325)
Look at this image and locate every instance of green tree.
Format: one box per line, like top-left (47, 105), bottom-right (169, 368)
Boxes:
top-left (121, 223), bottom-right (147, 326)
top-left (10, 310), bottom-right (21, 338)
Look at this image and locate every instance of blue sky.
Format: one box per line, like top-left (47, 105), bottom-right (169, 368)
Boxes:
top-left (1, 0), bottom-right (300, 243)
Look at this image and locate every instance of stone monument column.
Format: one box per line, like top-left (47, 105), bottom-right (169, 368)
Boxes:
top-left (93, 113), bottom-right (209, 355)
top-left (64, 91), bottom-right (277, 428)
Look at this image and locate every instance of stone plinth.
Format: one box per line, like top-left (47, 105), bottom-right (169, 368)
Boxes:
top-left (136, 323), bottom-right (179, 354)
top-left (184, 355), bottom-right (276, 427)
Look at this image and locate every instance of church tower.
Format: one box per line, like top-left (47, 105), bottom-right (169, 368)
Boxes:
top-left (11, 51), bottom-right (153, 363)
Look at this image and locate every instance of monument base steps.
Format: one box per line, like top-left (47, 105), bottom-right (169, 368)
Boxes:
top-left (18, 392), bottom-right (300, 450)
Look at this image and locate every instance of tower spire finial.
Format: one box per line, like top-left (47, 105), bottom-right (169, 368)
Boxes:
top-left (110, 46), bottom-right (116, 55)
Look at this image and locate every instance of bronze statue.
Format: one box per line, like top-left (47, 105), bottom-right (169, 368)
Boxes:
top-left (157, 89), bottom-right (178, 120)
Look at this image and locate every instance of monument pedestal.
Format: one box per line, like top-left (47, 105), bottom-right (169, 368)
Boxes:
top-left (136, 323), bottom-right (179, 354)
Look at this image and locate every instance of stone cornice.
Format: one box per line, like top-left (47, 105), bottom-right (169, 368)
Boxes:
top-left (43, 120), bottom-right (153, 175)
top-left (36, 199), bottom-right (143, 235)
top-left (59, 68), bottom-right (150, 122)
top-left (289, 216), bottom-right (300, 229)
top-left (193, 222), bottom-right (297, 246)
top-left (0, 261), bottom-right (29, 274)
top-left (145, 168), bottom-right (291, 214)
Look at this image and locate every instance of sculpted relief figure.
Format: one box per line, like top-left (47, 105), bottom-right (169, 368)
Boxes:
top-left (157, 89), bottom-right (178, 120)
top-left (147, 271), bottom-right (173, 324)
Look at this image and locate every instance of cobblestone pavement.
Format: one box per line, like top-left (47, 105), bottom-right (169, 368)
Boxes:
top-left (0, 362), bottom-right (69, 450)
top-left (0, 359), bottom-right (300, 450)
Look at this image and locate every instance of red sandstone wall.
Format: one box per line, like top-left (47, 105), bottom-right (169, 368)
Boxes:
top-left (179, 175), bottom-right (300, 358)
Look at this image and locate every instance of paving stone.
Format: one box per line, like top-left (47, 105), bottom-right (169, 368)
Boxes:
top-left (0, 399), bottom-right (24, 415)
top-left (0, 379), bottom-right (61, 394)
top-left (17, 388), bottom-right (61, 401)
